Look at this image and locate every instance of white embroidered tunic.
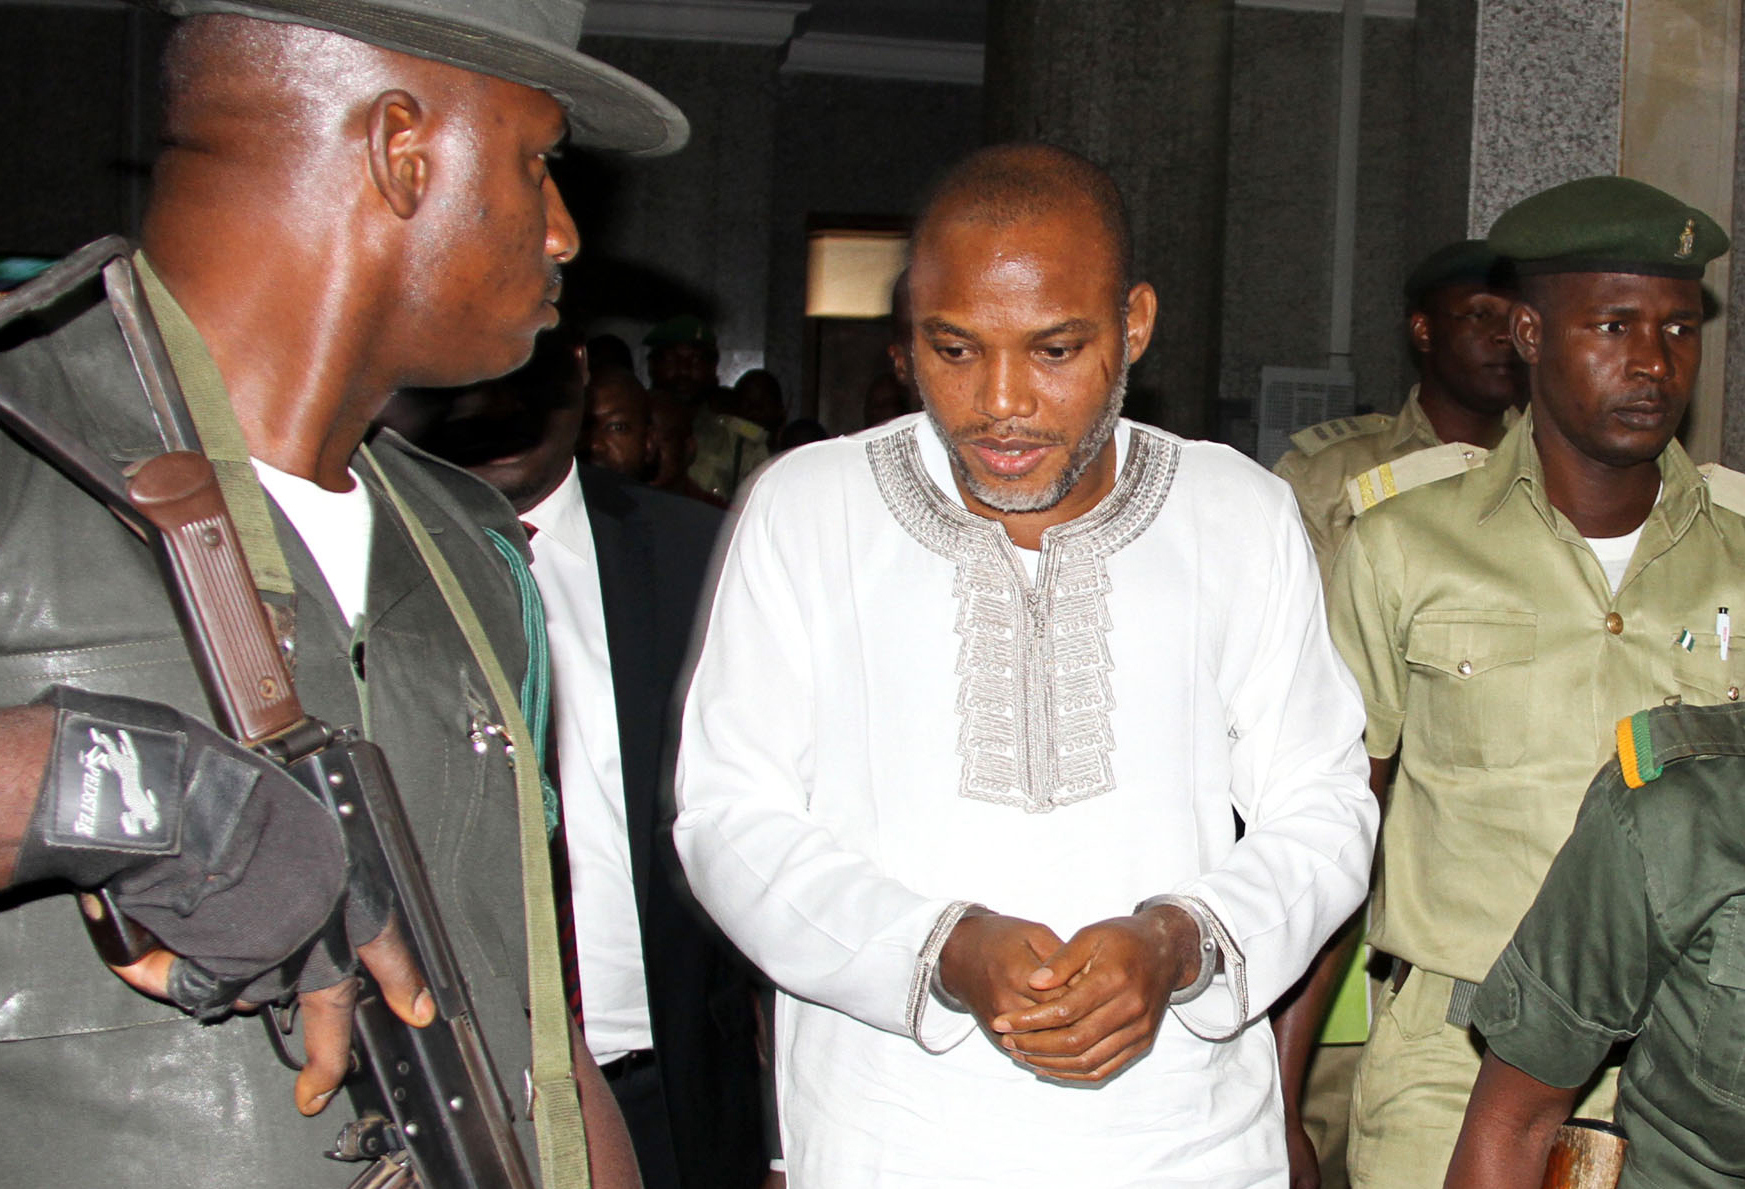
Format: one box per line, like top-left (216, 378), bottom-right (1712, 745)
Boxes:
top-left (674, 415), bottom-right (1377, 1187)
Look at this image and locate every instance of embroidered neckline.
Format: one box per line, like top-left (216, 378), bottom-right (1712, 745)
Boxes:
top-left (867, 423), bottom-right (1179, 812)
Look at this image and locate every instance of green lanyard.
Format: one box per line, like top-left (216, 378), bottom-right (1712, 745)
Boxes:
top-left (485, 526), bottom-right (561, 837)
top-left (360, 445), bottom-right (589, 1189)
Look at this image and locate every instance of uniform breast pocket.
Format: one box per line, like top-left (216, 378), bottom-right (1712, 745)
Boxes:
top-left (1673, 634), bottom-right (1745, 706)
top-left (1404, 610), bottom-right (1537, 769)
top-left (1695, 897), bottom-right (1745, 1111)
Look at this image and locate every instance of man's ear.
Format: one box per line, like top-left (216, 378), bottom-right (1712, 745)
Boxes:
top-left (887, 340), bottom-right (911, 386)
top-left (366, 89), bottom-right (428, 220)
top-left (1408, 310), bottom-right (1432, 356)
top-left (1123, 282), bottom-right (1158, 362)
top-left (1511, 302), bottom-right (1542, 365)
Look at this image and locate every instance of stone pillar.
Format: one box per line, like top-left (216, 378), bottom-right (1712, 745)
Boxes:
top-left (1467, 0), bottom-right (1742, 464)
top-left (982, 0), bottom-right (1234, 437)
top-left (1407, 0), bottom-right (1481, 267)
top-left (1466, 1), bottom-right (1626, 236)
top-left (1728, 21), bottom-right (1745, 468)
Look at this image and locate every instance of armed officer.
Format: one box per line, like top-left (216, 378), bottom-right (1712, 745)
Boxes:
top-left (0, 1), bottom-right (686, 1184)
top-left (1273, 239), bottom-right (1526, 585)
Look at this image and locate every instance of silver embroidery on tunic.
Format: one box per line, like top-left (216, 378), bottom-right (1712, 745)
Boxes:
top-left (867, 423), bottom-right (1179, 812)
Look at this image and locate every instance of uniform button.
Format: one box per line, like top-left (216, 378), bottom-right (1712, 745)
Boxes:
top-left (1730, 686), bottom-right (1740, 701)
top-left (1457, 660), bottom-right (1473, 677)
top-left (1605, 612), bottom-right (1624, 635)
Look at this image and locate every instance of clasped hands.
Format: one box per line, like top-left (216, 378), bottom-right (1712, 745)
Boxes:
top-left (935, 906), bottom-right (1202, 1083)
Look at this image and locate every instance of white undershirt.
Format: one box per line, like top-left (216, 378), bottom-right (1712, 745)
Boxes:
top-left (1585, 524), bottom-right (1644, 596)
top-left (1583, 483), bottom-right (1661, 596)
top-left (522, 464), bottom-right (653, 1063)
top-left (249, 458), bottom-right (374, 625)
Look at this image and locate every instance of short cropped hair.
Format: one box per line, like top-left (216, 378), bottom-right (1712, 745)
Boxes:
top-left (909, 143), bottom-right (1133, 299)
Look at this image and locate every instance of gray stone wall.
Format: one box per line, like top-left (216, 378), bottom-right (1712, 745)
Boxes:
top-left (1467, 0), bottom-right (1625, 235)
top-left (1407, 0), bottom-right (1479, 266)
top-left (984, 0), bottom-right (1234, 438)
top-left (764, 72), bottom-right (983, 413)
top-left (571, 35), bottom-right (782, 383)
top-left (1725, 22), bottom-right (1745, 470)
top-left (1219, 8), bottom-right (1417, 438)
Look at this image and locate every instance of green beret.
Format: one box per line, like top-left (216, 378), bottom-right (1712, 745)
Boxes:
top-left (1403, 239), bottom-right (1516, 307)
top-left (643, 315), bottom-right (717, 350)
top-left (1488, 176), bottom-right (1729, 280)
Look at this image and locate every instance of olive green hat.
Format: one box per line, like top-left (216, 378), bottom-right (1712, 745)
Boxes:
top-left (1487, 176), bottom-right (1728, 280)
top-left (157, 0), bottom-right (688, 156)
top-left (1403, 239), bottom-right (1517, 308)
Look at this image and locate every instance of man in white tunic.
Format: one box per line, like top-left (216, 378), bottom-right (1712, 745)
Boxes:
top-left (673, 144), bottom-right (1378, 1187)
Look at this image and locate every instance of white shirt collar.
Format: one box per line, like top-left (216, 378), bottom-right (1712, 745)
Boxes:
top-left (520, 460), bottom-right (596, 561)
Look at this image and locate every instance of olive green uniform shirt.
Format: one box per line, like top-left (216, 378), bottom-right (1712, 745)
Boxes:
top-left (1475, 700), bottom-right (1745, 1187)
top-left (1328, 412), bottom-right (1745, 984)
top-left (1272, 388), bottom-right (1443, 584)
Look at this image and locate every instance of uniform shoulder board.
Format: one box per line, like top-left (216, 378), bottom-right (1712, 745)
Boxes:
top-left (1616, 709), bottom-right (1667, 788)
top-left (1289, 413), bottom-right (1391, 457)
top-left (1616, 701), bottom-right (1745, 789)
top-left (1699, 462), bottom-right (1745, 518)
top-left (1345, 441), bottom-right (1490, 517)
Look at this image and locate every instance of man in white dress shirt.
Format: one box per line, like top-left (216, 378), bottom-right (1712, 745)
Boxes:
top-left (672, 143), bottom-right (1378, 1187)
top-left (418, 334), bottom-right (765, 1189)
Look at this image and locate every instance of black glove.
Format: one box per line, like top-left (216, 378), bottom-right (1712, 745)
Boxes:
top-left (13, 685), bottom-right (348, 1017)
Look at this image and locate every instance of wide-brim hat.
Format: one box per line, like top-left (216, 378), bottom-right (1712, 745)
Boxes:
top-left (159, 0), bottom-right (688, 156)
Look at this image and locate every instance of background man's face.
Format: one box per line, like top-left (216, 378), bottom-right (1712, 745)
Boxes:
top-left (1414, 281), bottom-right (1525, 413)
top-left (649, 342), bottom-right (718, 404)
top-left (909, 206), bottom-right (1142, 520)
top-left (1519, 272), bottom-right (1702, 469)
top-left (587, 373), bottom-right (653, 477)
top-left (406, 78), bottom-right (578, 387)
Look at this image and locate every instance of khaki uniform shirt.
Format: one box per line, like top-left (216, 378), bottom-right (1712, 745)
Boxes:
top-left (690, 407), bottom-right (770, 502)
top-left (1272, 387), bottom-right (1443, 584)
top-left (1476, 700), bottom-right (1745, 1187)
top-left (1329, 412), bottom-right (1745, 984)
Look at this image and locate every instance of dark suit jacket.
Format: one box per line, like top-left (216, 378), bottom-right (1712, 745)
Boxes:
top-left (573, 466), bottom-right (765, 1189)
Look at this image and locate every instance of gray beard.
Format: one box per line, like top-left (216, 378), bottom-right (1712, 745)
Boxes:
top-left (926, 359), bottom-right (1129, 515)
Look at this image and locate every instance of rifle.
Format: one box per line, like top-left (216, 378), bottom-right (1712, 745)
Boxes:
top-left (1542, 1119), bottom-right (1626, 1189)
top-left (0, 241), bottom-right (536, 1189)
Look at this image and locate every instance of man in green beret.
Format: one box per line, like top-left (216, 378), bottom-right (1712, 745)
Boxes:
top-left (1323, 175), bottom-right (1738, 1186)
top-left (1273, 240), bottom-right (1526, 585)
top-left (644, 316), bottom-right (771, 500)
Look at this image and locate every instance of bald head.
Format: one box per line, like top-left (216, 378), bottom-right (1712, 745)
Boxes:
top-left (910, 143), bottom-right (1132, 302)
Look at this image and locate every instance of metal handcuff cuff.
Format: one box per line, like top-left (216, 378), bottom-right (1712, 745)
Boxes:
top-left (1135, 893), bottom-right (1220, 1004)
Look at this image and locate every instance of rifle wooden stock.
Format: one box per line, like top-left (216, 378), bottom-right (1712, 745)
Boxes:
top-left (127, 451), bottom-right (303, 745)
top-left (1542, 1119), bottom-right (1627, 1189)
